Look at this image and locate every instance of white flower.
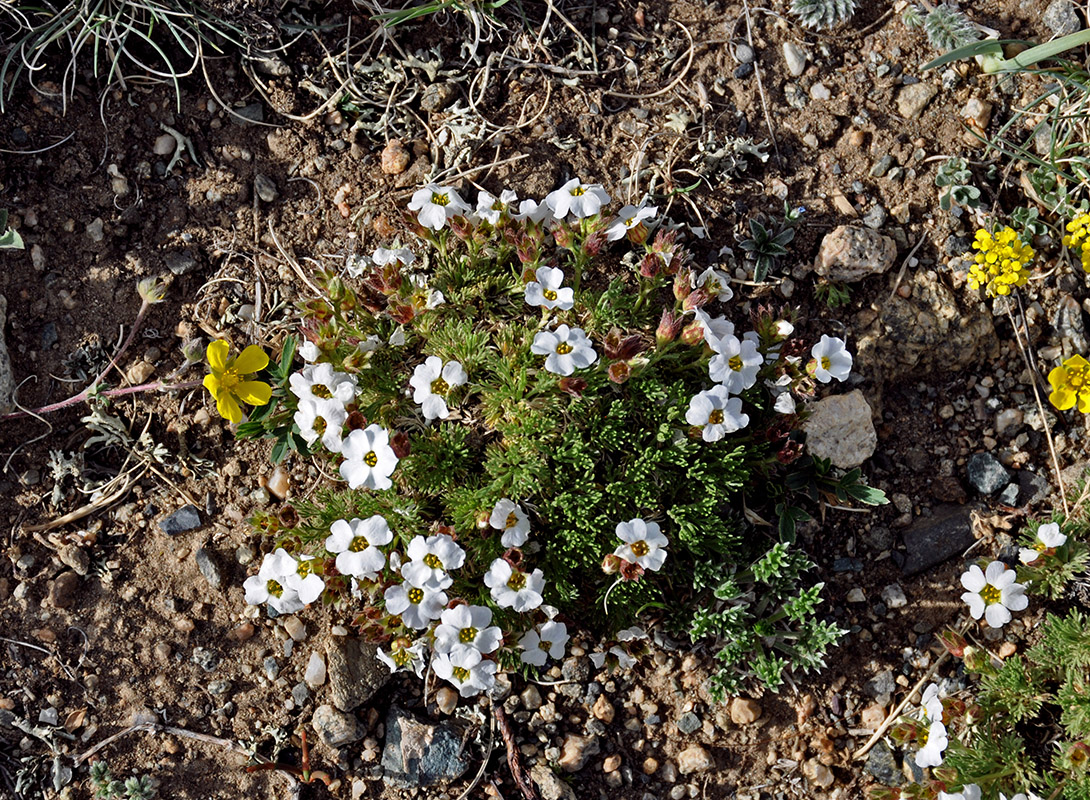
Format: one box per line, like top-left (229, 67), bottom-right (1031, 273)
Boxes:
top-left (960, 561), bottom-right (1029, 629)
top-left (377, 637), bottom-right (427, 677)
top-left (384, 579), bottom-right (447, 629)
top-left (685, 386), bottom-right (749, 442)
top-left (402, 533), bottom-right (466, 590)
top-left (325, 515), bottom-right (392, 581)
top-left (708, 336), bottom-right (763, 393)
top-left (372, 247), bottom-right (416, 267)
top-left (920, 683), bottom-right (943, 722)
top-left (613, 519), bottom-right (668, 572)
top-left (340, 425), bottom-right (399, 490)
top-left (409, 356), bottom-right (467, 421)
top-left (773, 391), bottom-right (796, 414)
top-left (914, 718), bottom-right (948, 768)
top-left (616, 626), bottom-right (648, 642)
top-left (432, 647), bottom-right (498, 697)
top-left (513, 198), bottom-right (553, 225)
top-left (810, 335), bottom-right (853, 383)
top-left (282, 554), bottom-right (325, 605)
top-left (484, 558), bottom-right (545, 611)
top-left (518, 620), bottom-right (569, 666)
top-left (289, 362), bottom-right (357, 406)
top-left (489, 498), bottom-right (530, 547)
top-left (525, 266), bottom-right (574, 311)
top-left (545, 178), bottom-right (610, 220)
top-left (408, 184), bottom-right (470, 230)
top-left (298, 340), bottom-right (320, 362)
top-left (433, 605), bottom-right (503, 655)
top-left (477, 189), bottom-right (518, 225)
top-left (691, 267), bottom-right (734, 302)
top-left (531, 324), bottom-right (597, 376)
top-left (1020, 521), bottom-right (1067, 564)
top-left (939, 786), bottom-right (981, 800)
top-left (295, 398), bottom-right (347, 453)
top-left (407, 274), bottom-right (445, 310)
top-left (692, 309), bottom-right (735, 350)
top-left (358, 335), bottom-right (383, 354)
top-left (605, 202), bottom-right (657, 241)
top-left (589, 646), bottom-right (636, 670)
top-left (243, 549), bottom-right (304, 614)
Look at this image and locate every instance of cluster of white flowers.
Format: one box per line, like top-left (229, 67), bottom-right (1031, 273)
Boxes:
top-left (243, 547), bottom-right (323, 613)
top-left (1019, 521), bottom-right (1066, 564)
top-left (290, 360), bottom-right (359, 454)
top-left (914, 682), bottom-right (949, 768)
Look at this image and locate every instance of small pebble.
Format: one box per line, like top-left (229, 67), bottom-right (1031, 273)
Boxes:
top-left (435, 686), bottom-right (458, 715)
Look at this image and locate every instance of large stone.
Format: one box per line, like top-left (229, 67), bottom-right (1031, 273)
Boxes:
top-left (1044, 0), bottom-right (1081, 36)
top-left (902, 504), bottom-right (976, 576)
top-left (531, 765), bottom-right (577, 800)
top-left (381, 707), bottom-right (471, 788)
top-left (50, 571), bottom-right (80, 609)
top-left (865, 740), bottom-right (902, 787)
top-left (327, 638), bottom-right (389, 712)
top-left (803, 390), bottom-right (877, 469)
top-left (312, 704), bottom-right (364, 747)
top-left (812, 226), bottom-right (897, 282)
top-left (159, 505), bottom-right (202, 535)
top-left (897, 82), bottom-right (938, 119)
top-left (0, 295), bottom-right (12, 414)
top-left (558, 734), bottom-right (599, 773)
top-left (676, 743), bottom-right (715, 775)
top-left (967, 452), bottom-right (1011, 495)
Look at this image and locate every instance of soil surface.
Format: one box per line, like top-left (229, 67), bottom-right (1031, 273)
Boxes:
top-left (2, 1), bottom-right (1089, 799)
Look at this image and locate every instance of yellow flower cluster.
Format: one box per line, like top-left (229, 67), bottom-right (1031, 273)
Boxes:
top-left (1049, 355), bottom-right (1090, 413)
top-left (1063, 213), bottom-right (1090, 272)
top-left (968, 226), bottom-right (1034, 297)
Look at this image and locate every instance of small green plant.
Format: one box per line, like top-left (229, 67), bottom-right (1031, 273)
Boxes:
top-left (935, 158), bottom-right (982, 212)
top-left (814, 279), bottom-right (851, 309)
top-left (89, 762), bottom-right (157, 800)
top-left (0, 209), bottom-right (23, 250)
top-left (922, 4), bottom-right (979, 53)
top-left (789, 0), bottom-right (857, 30)
top-left (738, 203), bottom-right (803, 282)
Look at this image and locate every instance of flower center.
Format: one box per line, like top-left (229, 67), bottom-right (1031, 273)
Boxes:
top-left (506, 570), bottom-right (527, 591)
top-left (625, 216), bottom-right (639, 228)
top-left (491, 199), bottom-right (505, 211)
top-left (349, 536), bottom-right (369, 553)
top-left (728, 355), bottom-right (743, 372)
top-left (1071, 368), bottom-right (1087, 388)
top-left (314, 416), bottom-right (328, 435)
top-left (918, 727), bottom-right (930, 748)
top-left (708, 409), bottom-right (724, 425)
top-left (556, 342), bottom-right (573, 355)
top-left (407, 587), bottom-right (424, 605)
top-left (423, 553), bottom-right (443, 569)
top-left (266, 579), bottom-right (283, 598)
top-left (630, 540), bottom-right (650, 558)
top-left (431, 377), bottom-right (450, 395)
top-left (392, 648), bottom-right (412, 667)
top-left (364, 450), bottom-right (378, 467)
top-left (820, 357), bottom-right (832, 371)
top-left (312, 383), bottom-right (333, 399)
top-left (538, 639), bottom-right (551, 651)
top-left (297, 559), bottom-right (316, 577)
top-left (980, 584), bottom-right (1001, 605)
top-left (220, 368), bottom-right (241, 391)
top-left (571, 187), bottom-right (586, 197)
top-left (452, 666), bottom-right (470, 682)
top-left (505, 512), bottom-right (519, 529)
top-left (459, 627), bottom-right (479, 643)
top-left (431, 192), bottom-right (450, 207)
top-left (543, 288), bottom-right (558, 301)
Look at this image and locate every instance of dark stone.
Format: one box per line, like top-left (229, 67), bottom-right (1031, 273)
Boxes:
top-left (232, 103), bottom-right (265, 125)
top-left (50, 571), bottom-right (80, 609)
top-left (865, 740), bottom-right (903, 787)
top-left (191, 647), bottom-right (221, 673)
top-left (159, 504), bottom-right (202, 535)
top-left (381, 707), bottom-right (471, 788)
top-left (194, 547), bottom-right (222, 590)
top-left (327, 638), bottom-right (390, 712)
top-left (562, 657), bottom-right (591, 682)
top-left (998, 483), bottom-right (1020, 506)
top-left (967, 453), bottom-right (1010, 494)
top-left (1018, 470), bottom-right (1049, 506)
top-left (733, 62), bottom-right (754, 79)
top-left (420, 83), bottom-right (456, 113)
top-left (40, 323), bottom-right (57, 349)
top-left (902, 504), bottom-right (975, 576)
top-left (832, 557), bottom-right (863, 572)
top-left (676, 712), bottom-right (701, 735)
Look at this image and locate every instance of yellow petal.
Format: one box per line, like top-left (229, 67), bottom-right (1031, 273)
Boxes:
top-left (1049, 366), bottom-right (1068, 391)
top-left (1080, 392), bottom-right (1090, 414)
top-left (203, 373), bottom-right (222, 398)
top-left (216, 392), bottom-right (243, 424)
top-left (1051, 386), bottom-right (1076, 411)
top-left (206, 340), bottom-right (230, 372)
top-left (234, 345), bottom-right (269, 375)
top-left (234, 380), bottom-right (272, 406)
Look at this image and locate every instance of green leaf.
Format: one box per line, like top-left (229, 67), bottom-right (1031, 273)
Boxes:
top-left (919, 38), bottom-right (1011, 71)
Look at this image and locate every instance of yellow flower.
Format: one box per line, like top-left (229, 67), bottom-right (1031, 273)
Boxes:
top-left (1049, 354), bottom-right (1090, 413)
top-left (1063, 213), bottom-right (1090, 272)
top-left (202, 340), bottom-right (272, 423)
top-left (967, 226), bottom-right (1034, 297)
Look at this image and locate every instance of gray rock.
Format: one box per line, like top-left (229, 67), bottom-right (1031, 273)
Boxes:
top-left (902, 504), bottom-right (975, 576)
top-left (254, 174), bottom-right (279, 203)
top-left (304, 651), bottom-right (327, 689)
top-left (735, 44), bottom-right (755, 64)
top-left (58, 544), bottom-right (90, 576)
top-left (863, 205), bottom-right (888, 230)
top-left (967, 452), bottom-right (1011, 495)
top-left (1053, 294), bottom-right (1088, 354)
top-left (194, 547), bottom-right (222, 590)
top-left (381, 707), bottom-right (471, 787)
top-left (562, 656), bottom-right (590, 682)
top-left (159, 504), bottom-right (202, 535)
top-left (233, 103), bottom-right (265, 125)
top-left (207, 679), bottom-right (232, 696)
top-left (327, 638), bottom-right (390, 712)
top-left (865, 740), bottom-right (902, 787)
top-left (1018, 470), bottom-right (1049, 506)
top-left (0, 296), bottom-right (13, 414)
top-left (1044, 0), bottom-right (1081, 36)
top-left (676, 712), bottom-right (701, 735)
top-left (312, 704), bottom-right (364, 747)
top-left (420, 83), bottom-right (456, 113)
top-left (802, 390), bottom-right (877, 469)
top-left (782, 42), bottom-right (807, 76)
top-left (163, 250), bottom-right (197, 276)
top-left (812, 226), bottom-right (897, 281)
top-left (863, 669), bottom-right (895, 704)
top-left (998, 483), bottom-right (1020, 506)
top-left (191, 647), bottom-right (221, 672)
top-left (880, 583), bottom-right (907, 609)
top-left (40, 322), bottom-right (57, 350)
top-left (531, 764), bottom-right (577, 800)
top-left (869, 155), bottom-right (894, 178)
top-left (896, 82), bottom-right (938, 119)
top-left (263, 656), bottom-right (280, 680)
top-left (50, 571), bottom-right (80, 609)
top-left (292, 682), bottom-right (310, 706)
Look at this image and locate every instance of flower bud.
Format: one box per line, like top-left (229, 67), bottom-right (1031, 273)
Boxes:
top-left (278, 505), bottom-right (300, 529)
top-left (680, 321), bottom-right (705, 347)
top-left (476, 510), bottom-right (491, 529)
top-left (639, 252), bottom-right (662, 278)
top-left (552, 225), bottom-right (573, 249)
top-left (1069, 742), bottom-right (1090, 770)
top-left (390, 431), bottom-right (411, 459)
top-left (448, 215), bottom-right (474, 240)
top-left (962, 645), bottom-right (990, 673)
top-left (601, 553), bottom-right (623, 574)
top-left (137, 275), bottom-right (168, 304)
top-left (559, 377), bottom-right (587, 398)
top-left (608, 362), bottom-right (631, 384)
top-left (346, 410), bottom-right (369, 431)
top-left (619, 559), bottom-right (645, 582)
top-left (626, 221), bottom-right (650, 245)
top-left (682, 288), bottom-right (711, 312)
top-left (656, 310), bottom-right (682, 346)
top-left (937, 628), bottom-right (968, 659)
top-left (672, 269), bottom-right (691, 301)
top-left (583, 231), bottom-right (606, 256)
top-left (387, 302), bottom-right (416, 325)
top-left (181, 337), bottom-right (205, 366)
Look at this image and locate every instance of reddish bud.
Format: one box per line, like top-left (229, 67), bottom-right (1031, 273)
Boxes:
top-left (584, 231), bottom-right (606, 255)
top-left (608, 362), bottom-right (631, 384)
top-left (346, 411), bottom-right (369, 431)
top-left (639, 252), bottom-right (663, 278)
top-left (278, 505), bottom-right (300, 528)
top-left (651, 229), bottom-right (678, 253)
top-left (302, 298), bottom-right (333, 322)
top-left (559, 377), bottom-right (587, 398)
top-left (680, 320), bottom-right (705, 347)
top-left (387, 302), bottom-right (416, 324)
top-left (619, 559), bottom-right (645, 582)
top-left (776, 439), bottom-right (805, 465)
top-left (553, 225), bottom-right (573, 248)
top-left (682, 288), bottom-right (711, 312)
top-left (602, 553), bottom-right (622, 574)
top-left (626, 221), bottom-right (650, 245)
top-left (656, 309), bottom-right (683, 345)
top-left (401, 209), bottom-right (430, 239)
top-left (672, 269), bottom-right (691, 301)
top-left (937, 628), bottom-right (968, 659)
top-left (390, 431), bottom-right (411, 459)
top-left (1070, 742), bottom-right (1090, 769)
top-left (448, 215), bottom-right (474, 240)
